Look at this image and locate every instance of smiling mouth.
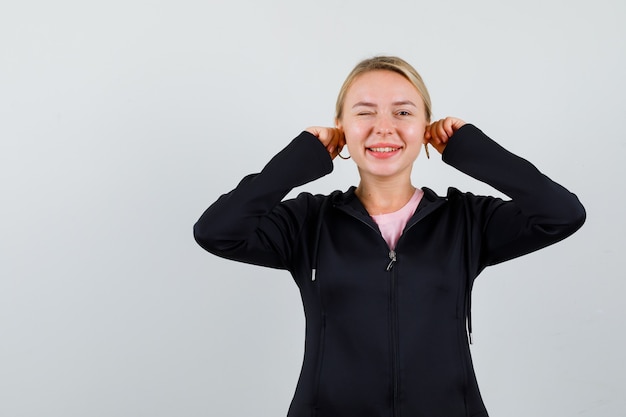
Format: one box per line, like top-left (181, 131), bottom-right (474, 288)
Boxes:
top-left (367, 146), bottom-right (401, 153)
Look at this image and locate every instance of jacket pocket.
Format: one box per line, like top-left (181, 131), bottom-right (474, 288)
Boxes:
top-left (311, 314), bottom-right (326, 415)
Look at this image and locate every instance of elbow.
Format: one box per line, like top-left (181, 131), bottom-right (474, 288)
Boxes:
top-left (573, 202), bottom-right (586, 230)
top-left (566, 195), bottom-right (586, 233)
top-left (552, 196), bottom-right (586, 239)
top-left (193, 221), bottom-right (218, 253)
top-left (533, 195), bottom-right (586, 242)
top-left (193, 220), bottom-right (243, 257)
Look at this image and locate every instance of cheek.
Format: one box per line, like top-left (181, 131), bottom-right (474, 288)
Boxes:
top-left (343, 123), bottom-right (369, 145)
top-left (402, 124), bottom-right (427, 142)
top-left (344, 136), bottom-right (358, 153)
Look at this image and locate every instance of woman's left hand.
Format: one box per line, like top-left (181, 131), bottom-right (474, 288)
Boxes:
top-left (424, 117), bottom-right (466, 154)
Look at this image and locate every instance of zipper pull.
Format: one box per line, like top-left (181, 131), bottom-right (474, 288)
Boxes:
top-left (386, 250), bottom-right (397, 271)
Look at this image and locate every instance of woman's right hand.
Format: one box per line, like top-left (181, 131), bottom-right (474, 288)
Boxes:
top-left (305, 127), bottom-right (346, 160)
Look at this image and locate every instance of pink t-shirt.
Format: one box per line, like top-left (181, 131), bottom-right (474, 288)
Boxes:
top-left (371, 189), bottom-right (424, 250)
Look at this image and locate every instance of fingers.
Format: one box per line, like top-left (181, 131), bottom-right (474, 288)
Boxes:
top-left (324, 128), bottom-right (343, 158)
top-left (424, 117), bottom-right (466, 155)
top-left (426, 117), bottom-right (466, 140)
top-left (442, 118), bottom-right (455, 138)
top-left (305, 126), bottom-right (345, 160)
top-left (334, 129), bottom-right (346, 156)
top-left (424, 121), bottom-right (446, 148)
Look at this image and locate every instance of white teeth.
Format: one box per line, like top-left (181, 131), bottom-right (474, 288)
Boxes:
top-left (369, 147), bottom-right (398, 152)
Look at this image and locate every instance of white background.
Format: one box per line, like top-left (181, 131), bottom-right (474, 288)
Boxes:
top-left (1, 0), bottom-right (625, 416)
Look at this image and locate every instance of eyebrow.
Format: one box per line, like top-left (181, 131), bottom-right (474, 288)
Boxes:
top-left (352, 100), bottom-right (417, 108)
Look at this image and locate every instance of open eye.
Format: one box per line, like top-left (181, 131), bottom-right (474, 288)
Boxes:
top-left (396, 110), bottom-right (411, 116)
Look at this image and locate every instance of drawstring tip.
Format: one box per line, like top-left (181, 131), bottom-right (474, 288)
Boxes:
top-left (469, 332), bottom-right (474, 345)
top-left (312, 268), bottom-right (316, 281)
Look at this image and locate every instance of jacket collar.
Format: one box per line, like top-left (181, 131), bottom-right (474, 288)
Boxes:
top-left (330, 186), bottom-right (447, 228)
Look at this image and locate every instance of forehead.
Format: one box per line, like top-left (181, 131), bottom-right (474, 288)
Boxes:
top-left (346, 70), bottom-right (420, 102)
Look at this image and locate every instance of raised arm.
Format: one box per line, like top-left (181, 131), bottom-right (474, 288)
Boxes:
top-left (193, 130), bottom-right (337, 269)
top-left (428, 119), bottom-right (586, 267)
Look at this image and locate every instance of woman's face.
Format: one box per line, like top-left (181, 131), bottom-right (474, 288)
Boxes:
top-left (337, 70), bottom-right (428, 181)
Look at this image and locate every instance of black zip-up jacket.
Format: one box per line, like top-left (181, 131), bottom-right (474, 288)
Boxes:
top-left (194, 124), bottom-right (586, 417)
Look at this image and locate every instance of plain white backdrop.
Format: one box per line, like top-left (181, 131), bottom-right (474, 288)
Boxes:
top-left (1, 0), bottom-right (625, 416)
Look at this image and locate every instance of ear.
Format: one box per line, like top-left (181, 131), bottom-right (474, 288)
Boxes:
top-left (422, 125), bottom-right (430, 144)
top-left (335, 118), bottom-right (342, 130)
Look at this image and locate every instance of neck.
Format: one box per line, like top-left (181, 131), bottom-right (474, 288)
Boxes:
top-left (355, 176), bottom-right (416, 215)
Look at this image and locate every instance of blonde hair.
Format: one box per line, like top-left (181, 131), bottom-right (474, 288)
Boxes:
top-left (335, 56), bottom-right (432, 123)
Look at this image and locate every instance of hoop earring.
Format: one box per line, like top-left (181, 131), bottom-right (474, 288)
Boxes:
top-left (338, 148), bottom-right (351, 160)
top-left (424, 143), bottom-right (430, 159)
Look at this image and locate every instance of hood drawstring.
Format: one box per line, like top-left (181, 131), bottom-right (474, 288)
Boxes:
top-left (312, 198), bottom-right (330, 282)
top-left (465, 282), bottom-right (474, 345)
top-left (463, 203), bottom-right (475, 346)
top-left (310, 198), bottom-right (330, 410)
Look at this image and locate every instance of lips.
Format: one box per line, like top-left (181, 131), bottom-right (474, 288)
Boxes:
top-left (366, 143), bottom-right (402, 158)
top-left (368, 146), bottom-right (398, 153)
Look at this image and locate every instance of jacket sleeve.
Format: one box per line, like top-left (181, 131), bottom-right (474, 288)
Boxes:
top-left (442, 124), bottom-right (586, 267)
top-left (193, 131), bottom-right (334, 269)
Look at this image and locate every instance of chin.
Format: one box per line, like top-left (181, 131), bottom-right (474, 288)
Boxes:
top-left (367, 168), bottom-right (405, 179)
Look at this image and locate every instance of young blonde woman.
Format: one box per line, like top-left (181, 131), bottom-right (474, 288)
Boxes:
top-left (194, 56), bottom-right (585, 417)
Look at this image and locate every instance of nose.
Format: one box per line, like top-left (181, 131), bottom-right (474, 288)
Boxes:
top-left (375, 114), bottom-right (394, 136)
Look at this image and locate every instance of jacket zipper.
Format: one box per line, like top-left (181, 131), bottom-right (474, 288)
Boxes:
top-left (386, 249), bottom-right (397, 271)
top-left (335, 210), bottom-right (419, 417)
top-left (387, 249), bottom-right (400, 417)
top-left (331, 198), bottom-right (445, 416)
top-left (386, 221), bottom-right (424, 417)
